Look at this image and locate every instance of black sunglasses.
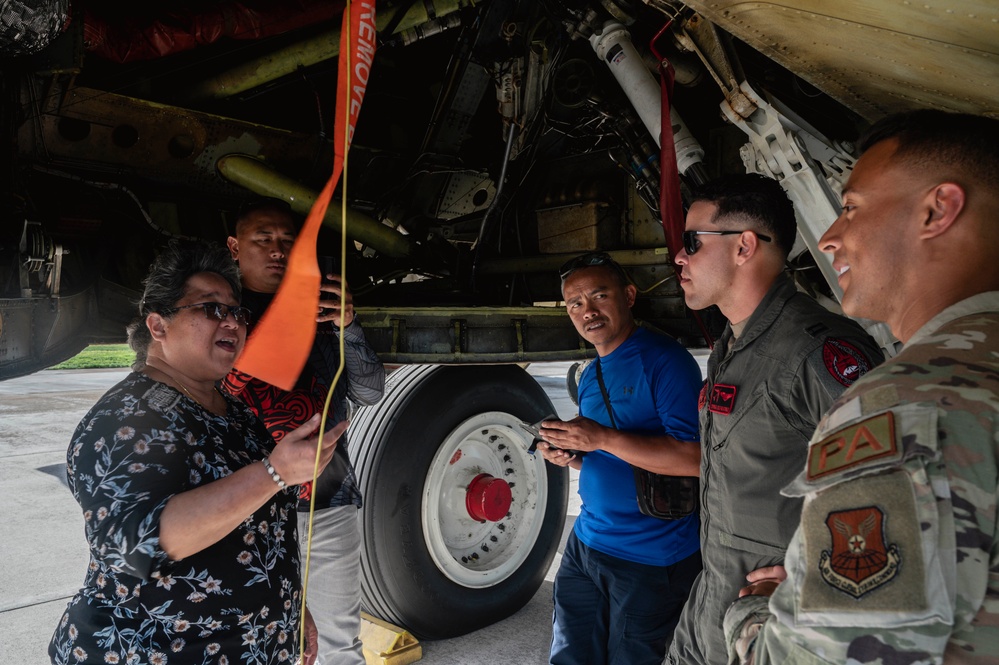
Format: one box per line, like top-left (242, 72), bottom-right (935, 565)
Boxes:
top-left (163, 302), bottom-right (251, 326)
top-left (682, 230), bottom-right (772, 256)
top-left (558, 252), bottom-right (629, 282)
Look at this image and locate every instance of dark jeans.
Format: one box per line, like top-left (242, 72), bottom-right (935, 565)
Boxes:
top-left (550, 531), bottom-right (702, 665)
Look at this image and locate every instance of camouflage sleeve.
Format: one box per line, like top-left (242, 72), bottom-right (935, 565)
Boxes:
top-left (723, 594), bottom-right (769, 665)
top-left (725, 398), bottom-right (999, 664)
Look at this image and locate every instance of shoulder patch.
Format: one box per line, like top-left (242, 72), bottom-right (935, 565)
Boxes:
top-left (822, 338), bottom-right (872, 386)
top-left (819, 506), bottom-right (901, 597)
top-left (798, 471), bottom-right (928, 618)
top-left (807, 412), bottom-right (896, 481)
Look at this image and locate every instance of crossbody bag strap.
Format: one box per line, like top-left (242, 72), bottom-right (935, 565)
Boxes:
top-left (597, 356), bottom-right (699, 521)
top-left (594, 359), bottom-right (617, 430)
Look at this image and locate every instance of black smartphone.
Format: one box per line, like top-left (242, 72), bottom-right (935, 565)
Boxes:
top-left (317, 256), bottom-right (341, 323)
top-left (518, 421), bottom-right (544, 440)
top-left (518, 414), bottom-right (583, 456)
top-left (318, 255), bottom-right (340, 286)
top-left (519, 414), bottom-right (559, 440)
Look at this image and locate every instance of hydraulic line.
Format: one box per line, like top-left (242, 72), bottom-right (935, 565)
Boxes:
top-left (589, 21), bottom-right (704, 175)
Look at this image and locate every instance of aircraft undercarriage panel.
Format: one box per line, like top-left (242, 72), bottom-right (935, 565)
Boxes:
top-left (681, 0), bottom-right (999, 119)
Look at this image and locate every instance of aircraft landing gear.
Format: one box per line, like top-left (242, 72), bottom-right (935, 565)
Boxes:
top-left (350, 364), bottom-right (569, 640)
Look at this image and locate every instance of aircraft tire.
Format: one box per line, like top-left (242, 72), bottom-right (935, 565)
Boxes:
top-left (350, 364), bottom-right (569, 639)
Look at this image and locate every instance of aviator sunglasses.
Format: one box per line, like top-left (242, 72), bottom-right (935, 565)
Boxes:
top-left (682, 230), bottom-right (772, 256)
top-left (558, 251), bottom-right (630, 283)
top-left (163, 302), bottom-right (252, 326)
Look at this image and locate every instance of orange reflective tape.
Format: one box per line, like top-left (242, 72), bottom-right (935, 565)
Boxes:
top-left (234, 1), bottom-right (376, 390)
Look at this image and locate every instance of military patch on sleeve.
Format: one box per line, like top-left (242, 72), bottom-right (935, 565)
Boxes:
top-left (708, 384), bottom-right (737, 414)
top-left (819, 506), bottom-right (900, 597)
top-left (799, 471), bottom-right (927, 617)
top-left (822, 338), bottom-right (871, 386)
top-left (807, 412), bottom-right (897, 481)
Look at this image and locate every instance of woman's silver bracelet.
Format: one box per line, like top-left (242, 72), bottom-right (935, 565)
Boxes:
top-left (262, 457), bottom-right (287, 490)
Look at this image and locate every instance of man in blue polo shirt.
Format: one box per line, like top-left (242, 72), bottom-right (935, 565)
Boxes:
top-left (538, 252), bottom-right (703, 665)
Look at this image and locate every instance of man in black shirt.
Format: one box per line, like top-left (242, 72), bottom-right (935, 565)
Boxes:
top-left (224, 199), bottom-right (385, 665)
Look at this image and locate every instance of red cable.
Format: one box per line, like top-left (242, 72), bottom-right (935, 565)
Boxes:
top-left (652, 22), bottom-right (714, 348)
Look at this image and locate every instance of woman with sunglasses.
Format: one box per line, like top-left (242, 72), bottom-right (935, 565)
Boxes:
top-left (49, 239), bottom-right (344, 665)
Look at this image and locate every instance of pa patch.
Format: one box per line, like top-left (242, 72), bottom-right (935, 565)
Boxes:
top-left (819, 506), bottom-right (900, 598)
top-left (822, 338), bottom-right (871, 386)
top-left (807, 411), bottom-right (897, 481)
top-left (708, 384), bottom-right (737, 414)
top-left (698, 383), bottom-right (707, 411)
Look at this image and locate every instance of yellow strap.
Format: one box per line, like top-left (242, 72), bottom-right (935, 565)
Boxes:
top-left (300, 0), bottom-right (353, 657)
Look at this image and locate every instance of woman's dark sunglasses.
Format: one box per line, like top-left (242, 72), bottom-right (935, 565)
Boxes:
top-left (682, 230), bottom-right (772, 256)
top-left (164, 302), bottom-right (251, 325)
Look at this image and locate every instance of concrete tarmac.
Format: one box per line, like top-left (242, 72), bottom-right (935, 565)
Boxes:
top-left (0, 355), bottom-right (707, 664)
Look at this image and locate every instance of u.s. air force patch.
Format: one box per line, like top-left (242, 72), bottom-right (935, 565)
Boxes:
top-left (798, 471), bottom-right (927, 616)
top-left (819, 506), bottom-right (900, 598)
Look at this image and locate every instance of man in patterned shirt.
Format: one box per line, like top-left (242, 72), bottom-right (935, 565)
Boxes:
top-left (224, 199), bottom-right (385, 665)
top-left (725, 110), bottom-right (999, 663)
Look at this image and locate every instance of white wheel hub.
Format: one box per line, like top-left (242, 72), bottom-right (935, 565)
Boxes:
top-left (422, 411), bottom-right (549, 588)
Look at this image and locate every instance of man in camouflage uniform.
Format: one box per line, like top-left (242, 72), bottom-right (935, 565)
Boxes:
top-left (724, 110), bottom-right (999, 663)
top-left (666, 174), bottom-right (883, 665)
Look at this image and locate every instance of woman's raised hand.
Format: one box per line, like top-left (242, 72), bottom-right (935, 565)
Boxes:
top-left (270, 414), bottom-right (348, 486)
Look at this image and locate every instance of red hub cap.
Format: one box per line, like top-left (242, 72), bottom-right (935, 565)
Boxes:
top-left (465, 473), bottom-right (513, 523)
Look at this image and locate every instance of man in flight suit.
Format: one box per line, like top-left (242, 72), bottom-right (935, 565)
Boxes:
top-left (666, 173), bottom-right (883, 665)
top-left (725, 110), bottom-right (999, 663)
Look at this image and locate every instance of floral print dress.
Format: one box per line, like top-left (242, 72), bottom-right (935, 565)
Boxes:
top-left (49, 373), bottom-right (304, 664)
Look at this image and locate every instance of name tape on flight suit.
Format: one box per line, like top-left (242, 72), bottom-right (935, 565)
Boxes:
top-left (708, 384), bottom-right (737, 414)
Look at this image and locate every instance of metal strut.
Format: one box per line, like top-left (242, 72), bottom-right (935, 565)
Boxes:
top-left (721, 81), bottom-right (897, 354)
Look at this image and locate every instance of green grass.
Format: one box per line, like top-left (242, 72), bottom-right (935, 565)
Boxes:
top-left (49, 344), bottom-right (134, 370)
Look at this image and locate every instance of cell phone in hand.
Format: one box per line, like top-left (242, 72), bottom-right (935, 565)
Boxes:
top-left (318, 255), bottom-right (341, 287)
top-left (518, 414), bottom-right (558, 440)
top-left (518, 421), bottom-right (544, 440)
top-left (317, 256), bottom-right (341, 319)
top-left (520, 415), bottom-right (587, 458)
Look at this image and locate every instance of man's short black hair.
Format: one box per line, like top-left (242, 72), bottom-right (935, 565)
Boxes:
top-left (559, 251), bottom-right (631, 288)
top-left (689, 173), bottom-right (797, 258)
top-left (860, 109), bottom-right (999, 192)
top-left (233, 197), bottom-right (296, 235)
